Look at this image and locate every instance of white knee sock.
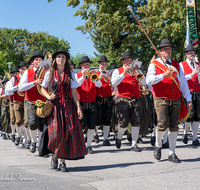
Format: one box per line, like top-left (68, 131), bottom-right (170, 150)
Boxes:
top-left (191, 121), bottom-right (199, 141)
top-left (95, 125), bottom-right (100, 135)
top-left (29, 129), bottom-right (37, 143)
top-left (87, 129), bottom-right (95, 147)
top-left (155, 130), bottom-right (165, 148)
top-left (117, 125), bottom-right (126, 140)
top-left (168, 131), bottom-right (177, 156)
top-left (163, 128), bottom-right (169, 144)
top-left (103, 125), bottom-right (110, 141)
top-left (25, 128), bottom-right (31, 141)
top-left (37, 130), bottom-right (43, 146)
top-left (22, 127), bottom-right (27, 141)
top-left (183, 122), bottom-right (190, 135)
top-left (131, 126), bottom-right (139, 147)
top-left (11, 125), bottom-right (16, 135)
top-left (16, 126), bottom-right (22, 137)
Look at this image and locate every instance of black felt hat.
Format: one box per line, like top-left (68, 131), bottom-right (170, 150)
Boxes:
top-left (2, 78), bottom-right (9, 84)
top-left (30, 52), bottom-right (44, 62)
top-left (69, 60), bottom-right (76, 66)
top-left (18, 61), bottom-right (28, 68)
top-left (157, 38), bottom-right (174, 50)
top-left (98, 55), bottom-right (109, 63)
top-left (110, 64), bottom-right (117, 69)
top-left (79, 56), bottom-right (93, 65)
top-left (52, 49), bottom-right (70, 60)
top-left (184, 44), bottom-right (197, 53)
top-left (10, 66), bottom-right (19, 73)
top-left (120, 51), bottom-right (133, 60)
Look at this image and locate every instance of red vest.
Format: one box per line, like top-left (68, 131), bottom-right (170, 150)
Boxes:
top-left (2, 88), bottom-right (4, 95)
top-left (151, 59), bottom-right (181, 100)
top-left (181, 61), bottom-right (200, 93)
top-left (96, 71), bottom-right (112, 97)
top-left (116, 67), bottom-right (140, 99)
top-left (25, 68), bottom-right (45, 103)
top-left (13, 75), bottom-right (24, 102)
top-left (76, 72), bottom-right (96, 103)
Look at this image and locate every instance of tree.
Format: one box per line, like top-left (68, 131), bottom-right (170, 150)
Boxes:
top-left (0, 28), bottom-right (70, 75)
top-left (48, 0), bottom-right (200, 67)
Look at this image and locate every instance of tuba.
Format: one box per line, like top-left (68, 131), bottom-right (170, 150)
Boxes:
top-left (127, 59), bottom-right (144, 81)
top-left (85, 68), bottom-right (100, 82)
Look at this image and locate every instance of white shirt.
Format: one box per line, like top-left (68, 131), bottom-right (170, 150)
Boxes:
top-left (146, 58), bottom-right (191, 102)
top-left (41, 70), bottom-right (78, 88)
top-left (5, 74), bottom-right (22, 94)
top-left (111, 66), bottom-right (146, 87)
top-left (18, 67), bottom-right (37, 92)
top-left (0, 88), bottom-right (2, 96)
top-left (179, 59), bottom-right (199, 81)
top-left (75, 70), bottom-right (102, 88)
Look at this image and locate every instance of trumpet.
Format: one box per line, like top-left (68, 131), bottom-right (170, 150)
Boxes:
top-left (101, 69), bottom-right (115, 86)
top-left (139, 85), bottom-right (149, 96)
top-left (85, 68), bottom-right (100, 82)
top-left (127, 59), bottom-right (144, 81)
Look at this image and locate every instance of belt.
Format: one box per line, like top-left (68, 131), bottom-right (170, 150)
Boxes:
top-left (117, 96), bottom-right (139, 108)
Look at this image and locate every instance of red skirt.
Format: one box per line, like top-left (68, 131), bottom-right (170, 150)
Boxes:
top-left (48, 96), bottom-right (87, 159)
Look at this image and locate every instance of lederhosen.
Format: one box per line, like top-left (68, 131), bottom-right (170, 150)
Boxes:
top-left (25, 68), bottom-right (45, 131)
top-left (96, 71), bottom-right (113, 126)
top-left (1, 88), bottom-right (11, 133)
top-left (181, 61), bottom-right (200, 122)
top-left (116, 67), bottom-right (142, 128)
top-left (76, 72), bottom-right (97, 130)
top-left (151, 59), bottom-right (181, 132)
top-left (13, 75), bottom-right (24, 127)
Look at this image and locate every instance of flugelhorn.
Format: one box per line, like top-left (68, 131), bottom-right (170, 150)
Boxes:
top-left (85, 68), bottom-right (100, 82)
top-left (128, 59), bottom-right (144, 81)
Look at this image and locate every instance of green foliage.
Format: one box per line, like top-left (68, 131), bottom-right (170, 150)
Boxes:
top-left (48, 0), bottom-right (200, 67)
top-left (0, 28), bottom-right (70, 76)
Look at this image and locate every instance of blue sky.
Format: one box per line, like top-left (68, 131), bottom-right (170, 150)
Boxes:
top-left (0, 0), bottom-right (97, 57)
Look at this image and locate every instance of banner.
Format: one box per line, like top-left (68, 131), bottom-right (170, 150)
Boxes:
top-left (185, 0), bottom-right (198, 48)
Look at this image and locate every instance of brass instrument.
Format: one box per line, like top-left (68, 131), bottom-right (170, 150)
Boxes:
top-left (127, 59), bottom-right (144, 81)
top-left (2, 96), bottom-right (9, 107)
top-left (101, 69), bottom-right (115, 86)
top-left (17, 71), bottom-right (25, 97)
top-left (4, 70), bottom-right (12, 80)
top-left (139, 85), bottom-right (149, 96)
top-left (85, 68), bottom-right (100, 82)
top-left (45, 50), bottom-right (52, 60)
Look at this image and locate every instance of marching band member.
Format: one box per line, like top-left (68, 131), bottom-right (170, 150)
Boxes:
top-left (75, 56), bottom-right (102, 154)
top-left (41, 49), bottom-right (87, 172)
top-left (18, 52), bottom-right (46, 153)
top-left (146, 39), bottom-right (192, 163)
top-left (0, 78), bottom-right (11, 140)
top-left (69, 60), bottom-right (76, 71)
top-left (111, 51), bottom-right (146, 152)
top-left (6, 61), bottom-right (27, 146)
top-left (180, 44), bottom-right (200, 146)
top-left (5, 66), bottom-right (20, 143)
top-left (95, 55), bottom-right (113, 146)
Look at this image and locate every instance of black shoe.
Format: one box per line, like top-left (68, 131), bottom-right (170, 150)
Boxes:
top-left (162, 141), bottom-right (169, 148)
top-left (11, 134), bottom-right (15, 142)
top-left (127, 133), bottom-right (132, 143)
top-left (30, 142), bottom-right (36, 153)
top-left (51, 155), bottom-right (58, 169)
top-left (182, 134), bottom-right (188, 144)
top-left (93, 134), bottom-right (99, 143)
top-left (168, 153), bottom-right (181, 163)
top-left (192, 139), bottom-right (199, 146)
top-left (87, 146), bottom-right (94, 154)
top-left (154, 146), bottom-right (161, 160)
top-left (137, 138), bottom-right (144, 144)
top-left (131, 144), bottom-right (141, 152)
top-left (14, 137), bottom-right (20, 146)
top-left (115, 138), bottom-right (121, 149)
top-left (59, 162), bottom-right (68, 172)
top-left (150, 136), bottom-right (156, 146)
top-left (2, 134), bottom-right (6, 140)
top-left (103, 139), bottom-right (111, 146)
top-left (6, 135), bottom-right (11, 140)
top-left (25, 140), bottom-right (31, 149)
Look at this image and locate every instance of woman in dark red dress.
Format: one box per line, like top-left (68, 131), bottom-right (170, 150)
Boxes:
top-left (41, 49), bottom-right (87, 172)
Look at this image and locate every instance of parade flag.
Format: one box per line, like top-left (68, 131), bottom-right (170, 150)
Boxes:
top-left (185, 0), bottom-right (198, 48)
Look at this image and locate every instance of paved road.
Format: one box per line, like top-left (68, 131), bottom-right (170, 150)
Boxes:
top-left (0, 125), bottom-right (200, 190)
